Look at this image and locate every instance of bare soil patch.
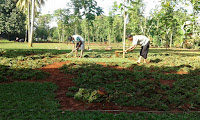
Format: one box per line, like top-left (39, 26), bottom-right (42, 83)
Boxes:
top-left (3, 60), bottom-right (193, 113)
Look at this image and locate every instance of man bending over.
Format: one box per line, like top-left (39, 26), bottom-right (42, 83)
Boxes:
top-left (125, 35), bottom-right (150, 63)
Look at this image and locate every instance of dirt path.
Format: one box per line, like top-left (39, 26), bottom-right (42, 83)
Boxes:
top-left (38, 60), bottom-right (196, 113)
top-left (3, 59), bottom-right (189, 113)
top-left (37, 61), bottom-right (157, 112)
top-left (38, 61), bottom-right (87, 110)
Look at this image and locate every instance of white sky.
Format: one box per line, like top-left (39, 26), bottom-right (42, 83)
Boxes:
top-left (41, 0), bottom-right (159, 15)
top-left (40, 0), bottom-right (160, 27)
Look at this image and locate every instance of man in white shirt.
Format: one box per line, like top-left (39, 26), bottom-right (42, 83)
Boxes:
top-left (68, 35), bottom-right (85, 58)
top-left (125, 35), bottom-right (150, 63)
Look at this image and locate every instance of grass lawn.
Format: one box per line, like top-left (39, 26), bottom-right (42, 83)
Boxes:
top-left (0, 41), bottom-right (200, 119)
top-left (1, 82), bottom-right (200, 120)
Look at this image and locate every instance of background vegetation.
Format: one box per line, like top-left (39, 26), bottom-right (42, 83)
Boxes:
top-left (0, 0), bottom-right (200, 48)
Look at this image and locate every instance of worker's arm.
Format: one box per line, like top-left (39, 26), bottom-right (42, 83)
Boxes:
top-left (76, 41), bottom-right (82, 50)
top-left (125, 45), bottom-right (136, 52)
top-left (71, 41), bottom-right (76, 52)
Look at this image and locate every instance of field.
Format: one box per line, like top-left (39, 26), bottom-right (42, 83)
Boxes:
top-left (0, 41), bottom-right (200, 119)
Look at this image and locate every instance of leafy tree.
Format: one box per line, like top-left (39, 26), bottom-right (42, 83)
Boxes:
top-left (80, 19), bottom-right (88, 41)
top-left (74, 0), bottom-right (103, 49)
top-left (126, 0), bottom-right (145, 35)
top-left (51, 27), bottom-right (59, 40)
top-left (53, 8), bottom-right (71, 42)
top-left (112, 16), bottom-right (123, 43)
top-left (16, 0), bottom-right (31, 42)
top-left (188, 0), bottom-right (200, 47)
top-left (0, 0), bottom-right (26, 40)
top-left (105, 14), bottom-right (114, 45)
top-left (93, 16), bottom-right (104, 43)
top-left (70, 0), bottom-right (82, 34)
top-left (16, 0), bottom-right (45, 46)
top-left (35, 14), bottom-right (52, 40)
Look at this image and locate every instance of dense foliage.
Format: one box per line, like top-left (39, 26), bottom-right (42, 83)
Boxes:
top-left (0, 0), bottom-right (26, 40)
top-left (46, 0), bottom-right (200, 49)
top-left (0, 0), bottom-right (199, 48)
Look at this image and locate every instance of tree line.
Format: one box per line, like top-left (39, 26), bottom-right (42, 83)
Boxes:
top-left (0, 0), bottom-right (199, 48)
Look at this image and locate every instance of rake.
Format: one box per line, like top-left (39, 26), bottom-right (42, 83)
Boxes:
top-left (66, 48), bottom-right (77, 57)
top-left (115, 51), bottom-right (127, 57)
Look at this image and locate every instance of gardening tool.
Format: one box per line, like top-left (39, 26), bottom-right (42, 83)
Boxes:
top-left (66, 48), bottom-right (77, 57)
top-left (115, 51), bottom-right (127, 57)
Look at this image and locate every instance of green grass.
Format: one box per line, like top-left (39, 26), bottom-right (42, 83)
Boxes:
top-left (1, 82), bottom-right (200, 119)
top-left (0, 82), bottom-right (60, 119)
top-left (0, 42), bottom-right (200, 119)
top-left (0, 65), bottom-right (49, 82)
top-left (59, 63), bottom-right (200, 111)
top-left (0, 39), bottom-right (14, 43)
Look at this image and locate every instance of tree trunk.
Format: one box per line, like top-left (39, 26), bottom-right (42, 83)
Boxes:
top-left (61, 29), bottom-right (64, 42)
top-left (144, 17), bottom-right (146, 35)
top-left (58, 31), bottom-right (60, 43)
top-left (165, 28), bottom-right (168, 50)
top-left (84, 34), bottom-right (87, 43)
top-left (109, 29), bottom-right (111, 46)
top-left (97, 34), bottom-right (99, 42)
top-left (63, 29), bottom-right (65, 42)
top-left (25, 25), bottom-right (28, 42)
top-left (87, 27), bottom-right (90, 50)
top-left (102, 35), bottom-right (105, 43)
top-left (123, 0), bottom-right (126, 58)
top-left (8, 34), bottom-right (10, 40)
top-left (156, 19), bottom-right (159, 46)
top-left (29, 0), bottom-right (35, 47)
top-left (28, 2), bottom-right (31, 43)
top-left (170, 33), bottom-right (173, 48)
top-left (75, 24), bottom-right (77, 34)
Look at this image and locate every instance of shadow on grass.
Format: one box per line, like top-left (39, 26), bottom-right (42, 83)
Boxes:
top-left (1, 48), bottom-right (199, 59)
top-left (150, 59), bottom-right (162, 63)
top-left (0, 64), bottom-right (49, 83)
top-left (0, 61), bottom-right (200, 115)
top-left (59, 62), bottom-right (200, 111)
top-left (0, 49), bottom-right (70, 58)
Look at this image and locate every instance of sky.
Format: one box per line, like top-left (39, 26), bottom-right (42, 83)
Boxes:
top-left (40, 0), bottom-right (160, 27)
top-left (41, 0), bottom-right (160, 15)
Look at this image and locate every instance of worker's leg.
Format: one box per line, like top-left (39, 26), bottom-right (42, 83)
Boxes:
top-left (79, 42), bottom-right (84, 58)
top-left (141, 41), bottom-right (150, 63)
top-left (75, 50), bottom-right (78, 57)
top-left (80, 50), bottom-right (83, 58)
top-left (144, 59), bottom-right (147, 63)
top-left (137, 46), bottom-right (144, 63)
top-left (137, 56), bottom-right (142, 63)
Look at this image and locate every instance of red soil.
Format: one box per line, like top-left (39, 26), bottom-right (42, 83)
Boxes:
top-left (36, 61), bottom-right (156, 112)
top-left (2, 60), bottom-right (193, 113)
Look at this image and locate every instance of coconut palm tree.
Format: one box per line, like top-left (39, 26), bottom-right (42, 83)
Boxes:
top-left (16, 0), bottom-right (45, 47)
top-left (16, 0), bottom-right (31, 43)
